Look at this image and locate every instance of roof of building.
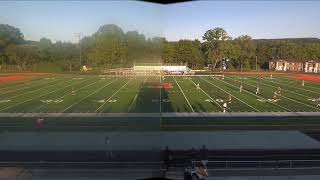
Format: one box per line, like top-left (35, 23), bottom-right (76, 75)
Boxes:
top-left (270, 59), bottom-right (320, 63)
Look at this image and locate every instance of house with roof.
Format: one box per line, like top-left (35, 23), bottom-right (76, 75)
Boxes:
top-left (269, 59), bottom-right (320, 73)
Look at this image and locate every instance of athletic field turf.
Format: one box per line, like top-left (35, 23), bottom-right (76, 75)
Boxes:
top-left (0, 73), bottom-right (319, 130)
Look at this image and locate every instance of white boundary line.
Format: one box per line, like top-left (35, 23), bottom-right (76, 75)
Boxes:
top-left (95, 78), bottom-right (133, 113)
top-left (189, 79), bottom-right (223, 112)
top-left (173, 76), bottom-right (194, 112)
top-left (233, 77), bottom-right (319, 111)
top-left (200, 77), bottom-right (260, 112)
top-left (127, 77), bottom-right (147, 112)
top-left (29, 77), bottom-right (100, 113)
top-left (213, 77), bottom-right (293, 112)
top-left (62, 78), bottom-right (119, 113)
top-left (0, 78), bottom-right (74, 112)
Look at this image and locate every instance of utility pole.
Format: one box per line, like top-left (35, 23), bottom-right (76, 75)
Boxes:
top-left (255, 55), bottom-right (258, 71)
top-left (74, 32), bottom-right (82, 65)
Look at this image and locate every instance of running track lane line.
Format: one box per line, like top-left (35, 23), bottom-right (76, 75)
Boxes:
top-left (173, 76), bottom-right (195, 112)
top-left (0, 78), bottom-right (74, 112)
top-left (200, 77), bottom-right (260, 112)
top-left (29, 77), bottom-right (100, 113)
top-left (236, 77), bottom-right (319, 111)
top-left (212, 77), bottom-right (292, 112)
top-left (62, 78), bottom-right (119, 113)
top-left (189, 78), bottom-right (223, 112)
top-left (95, 78), bottom-right (133, 113)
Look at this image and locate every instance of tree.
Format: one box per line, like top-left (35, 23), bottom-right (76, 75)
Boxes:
top-left (0, 24), bottom-right (25, 65)
top-left (202, 27), bottom-right (231, 69)
top-left (5, 44), bottom-right (39, 70)
top-left (161, 40), bottom-right (175, 64)
top-left (94, 24), bottom-right (128, 68)
top-left (234, 35), bottom-right (255, 70)
top-left (126, 31), bottom-right (146, 64)
top-left (174, 40), bottom-right (203, 68)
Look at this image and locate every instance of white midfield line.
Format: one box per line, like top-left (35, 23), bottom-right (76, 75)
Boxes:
top-left (200, 77), bottom-right (260, 112)
top-left (234, 77), bottom-right (319, 111)
top-left (30, 77), bottom-right (100, 112)
top-left (213, 77), bottom-right (292, 112)
top-left (127, 77), bottom-right (147, 112)
top-left (173, 76), bottom-right (194, 112)
top-left (95, 78), bottom-right (133, 113)
top-left (189, 79), bottom-right (223, 111)
top-left (62, 78), bottom-right (119, 113)
top-left (0, 77), bottom-right (63, 98)
top-left (247, 76), bottom-right (313, 98)
top-left (0, 78), bottom-right (74, 112)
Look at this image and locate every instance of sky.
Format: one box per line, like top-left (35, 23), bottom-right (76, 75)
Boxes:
top-left (0, 1), bottom-right (319, 42)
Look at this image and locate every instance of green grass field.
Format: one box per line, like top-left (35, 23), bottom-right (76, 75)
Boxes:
top-left (0, 73), bottom-right (320, 131)
top-left (0, 73), bottom-right (319, 113)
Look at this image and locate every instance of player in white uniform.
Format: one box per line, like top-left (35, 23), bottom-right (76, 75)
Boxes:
top-left (277, 86), bottom-right (282, 96)
top-left (239, 83), bottom-right (243, 93)
top-left (302, 80), bottom-right (305, 87)
top-left (71, 87), bottom-right (75, 95)
top-left (196, 83), bottom-right (200, 91)
top-left (228, 94), bottom-right (232, 102)
top-left (273, 91), bottom-right (278, 99)
top-left (223, 102), bottom-right (227, 113)
top-left (317, 97), bottom-right (320, 107)
top-left (256, 85), bottom-right (260, 95)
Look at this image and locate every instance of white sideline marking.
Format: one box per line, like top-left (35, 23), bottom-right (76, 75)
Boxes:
top-left (201, 77), bottom-right (260, 112)
top-left (189, 79), bottom-right (223, 111)
top-left (233, 77), bottom-right (319, 111)
top-left (62, 78), bottom-right (119, 112)
top-left (173, 76), bottom-right (194, 112)
top-left (127, 77), bottom-right (147, 112)
top-left (214, 77), bottom-right (292, 112)
top-left (30, 78), bottom-right (99, 112)
top-left (0, 78), bottom-right (74, 112)
top-left (95, 78), bottom-right (133, 113)
top-left (128, 94), bottom-right (138, 112)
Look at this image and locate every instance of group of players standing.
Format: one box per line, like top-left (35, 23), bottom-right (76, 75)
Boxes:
top-left (194, 74), bottom-right (320, 113)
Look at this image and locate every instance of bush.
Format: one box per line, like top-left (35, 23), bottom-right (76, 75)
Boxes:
top-left (31, 62), bottom-right (63, 73)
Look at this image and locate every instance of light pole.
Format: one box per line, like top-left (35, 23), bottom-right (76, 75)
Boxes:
top-left (255, 55), bottom-right (258, 71)
top-left (74, 32), bottom-right (82, 65)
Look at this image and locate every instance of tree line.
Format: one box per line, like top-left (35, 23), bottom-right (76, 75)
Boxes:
top-left (0, 24), bottom-right (320, 72)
